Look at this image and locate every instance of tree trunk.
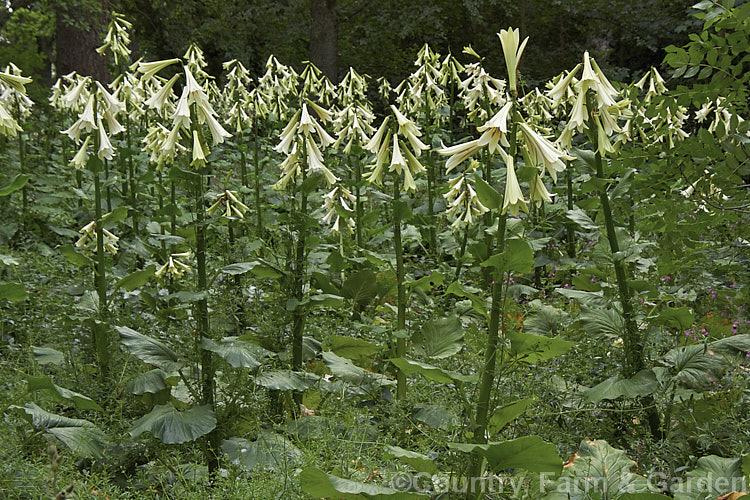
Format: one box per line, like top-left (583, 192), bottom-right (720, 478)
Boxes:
top-left (56, 1), bottom-right (109, 82)
top-left (310, 0), bottom-right (338, 82)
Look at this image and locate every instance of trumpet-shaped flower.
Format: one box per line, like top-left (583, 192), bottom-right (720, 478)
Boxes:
top-left (70, 135), bottom-right (90, 169)
top-left (518, 122), bottom-right (570, 182)
top-left (498, 27), bottom-right (528, 93)
top-left (500, 152), bottom-right (527, 216)
top-left (97, 117), bottom-right (115, 160)
top-left (529, 174), bottom-right (553, 206)
top-left (144, 73), bottom-right (180, 113)
top-left (391, 105), bottom-right (429, 156)
top-left (156, 252), bottom-right (191, 278)
top-left (138, 58), bottom-right (180, 82)
top-left (62, 94), bottom-right (98, 143)
top-left (191, 130), bottom-right (207, 168)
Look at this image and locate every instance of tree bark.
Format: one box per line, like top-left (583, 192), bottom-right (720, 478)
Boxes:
top-left (55, 1), bottom-right (109, 82)
top-left (310, 0), bottom-right (338, 81)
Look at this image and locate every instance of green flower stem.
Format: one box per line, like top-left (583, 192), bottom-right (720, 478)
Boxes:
top-left (104, 159), bottom-right (112, 212)
top-left (453, 226), bottom-right (470, 282)
top-left (393, 174), bottom-right (407, 400)
top-left (92, 158), bottom-right (109, 380)
top-left (126, 107), bottom-right (138, 235)
top-left (253, 121), bottom-right (263, 241)
top-left (354, 154), bottom-right (363, 248)
top-left (291, 164), bottom-right (308, 375)
top-left (592, 152), bottom-right (641, 376)
top-left (473, 211), bottom-right (507, 442)
top-left (191, 108), bottom-right (219, 476)
top-left (566, 163), bottom-right (575, 258)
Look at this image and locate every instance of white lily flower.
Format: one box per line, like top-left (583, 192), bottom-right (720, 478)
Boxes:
top-left (70, 136), bottom-right (90, 169)
top-left (144, 73), bottom-right (180, 112)
top-left (97, 117), bottom-right (115, 160)
top-left (138, 58), bottom-right (180, 82)
top-left (500, 153), bottom-right (527, 216)
top-left (529, 174), bottom-right (553, 206)
top-left (191, 130), bottom-right (207, 168)
top-left (518, 122), bottom-right (569, 182)
top-left (498, 27), bottom-right (528, 93)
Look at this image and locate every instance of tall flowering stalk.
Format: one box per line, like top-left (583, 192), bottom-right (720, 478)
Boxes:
top-left (439, 29), bottom-right (570, 465)
top-left (365, 104), bottom-right (428, 400)
top-left (273, 75), bottom-right (337, 378)
top-left (334, 68), bottom-right (375, 248)
top-left (0, 66), bottom-right (32, 223)
top-left (60, 77), bottom-right (127, 379)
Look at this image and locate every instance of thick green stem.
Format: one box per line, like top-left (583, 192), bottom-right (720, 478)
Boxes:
top-left (192, 110), bottom-right (219, 475)
top-left (453, 227), bottom-right (470, 282)
top-left (474, 213), bottom-right (507, 440)
top-left (18, 128), bottom-right (27, 225)
top-left (354, 155), bottom-right (363, 248)
top-left (566, 164), bottom-right (575, 258)
top-left (393, 176), bottom-right (406, 400)
top-left (126, 111), bottom-right (138, 234)
top-left (593, 150), bottom-right (641, 375)
top-left (291, 171), bottom-right (308, 374)
top-left (253, 125), bottom-right (262, 240)
top-left (92, 170), bottom-right (109, 379)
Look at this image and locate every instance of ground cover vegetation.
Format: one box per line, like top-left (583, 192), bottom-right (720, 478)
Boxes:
top-left (0, 0), bottom-right (749, 498)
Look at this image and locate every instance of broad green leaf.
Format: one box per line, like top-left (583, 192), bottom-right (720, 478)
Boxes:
top-left (126, 369), bottom-right (175, 395)
top-left (412, 404), bottom-right (458, 429)
top-left (566, 208), bottom-right (599, 231)
top-left (0, 282), bottom-right (27, 302)
top-left (524, 305), bottom-right (570, 336)
top-left (327, 335), bottom-right (381, 359)
top-left (555, 288), bottom-right (608, 308)
top-left (610, 168), bottom-right (634, 201)
top-left (0, 254), bottom-right (21, 266)
top-left (542, 440), bottom-right (649, 499)
top-left (201, 336), bottom-right (271, 369)
top-left (117, 326), bottom-right (182, 372)
top-left (508, 332), bottom-right (573, 363)
top-left (220, 262), bottom-right (255, 275)
top-left (32, 346), bottom-right (64, 366)
top-left (130, 404), bottom-right (216, 444)
top-left (322, 352), bottom-right (394, 387)
top-left (580, 307), bottom-right (624, 338)
top-left (445, 282), bottom-right (487, 319)
top-left (116, 265), bottom-right (155, 291)
top-left (674, 455), bottom-right (747, 500)
top-left (481, 239), bottom-right (535, 275)
top-left (408, 272), bottom-right (445, 292)
top-left (255, 370), bottom-right (320, 391)
top-left (571, 147), bottom-right (596, 172)
top-left (311, 271), bottom-right (340, 295)
top-left (414, 315), bottom-right (464, 359)
top-left (388, 358), bottom-right (476, 385)
top-left (656, 307), bottom-right (695, 330)
top-left (60, 244), bottom-right (93, 267)
top-left (24, 374), bottom-right (103, 411)
top-left (16, 403), bottom-right (107, 458)
top-left (664, 344), bottom-right (724, 388)
top-left (586, 369), bottom-right (658, 402)
top-left (102, 206), bottom-right (128, 226)
top-left (0, 173), bottom-right (31, 196)
top-left (450, 435), bottom-right (562, 476)
top-left (487, 398), bottom-right (534, 435)
top-left (384, 445), bottom-right (438, 474)
top-left (222, 430), bottom-right (302, 471)
top-left (302, 294), bottom-right (345, 309)
top-left (340, 270), bottom-right (379, 307)
top-left (300, 467), bottom-right (428, 499)
top-left (473, 173), bottom-right (502, 210)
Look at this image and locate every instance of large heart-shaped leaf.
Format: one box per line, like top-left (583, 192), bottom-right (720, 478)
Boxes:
top-left (201, 336), bottom-right (272, 369)
top-left (116, 265), bottom-right (155, 291)
top-left (222, 430), bottom-right (302, 471)
top-left (300, 467), bottom-right (428, 499)
top-left (255, 370), bottom-right (320, 391)
top-left (327, 335), bottom-right (381, 359)
top-left (384, 445), bottom-right (438, 474)
top-left (130, 404), bottom-right (216, 444)
top-left (126, 369), bottom-right (177, 395)
top-left (32, 346), bottom-right (64, 366)
top-left (388, 358), bottom-right (476, 385)
top-left (542, 439), bottom-right (649, 499)
top-left (580, 307), bottom-right (624, 338)
top-left (117, 326), bottom-right (182, 371)
top-left (450, 435), bottom-right (562, 476)
top-left (586, 369), bottom-right (658, 402)
top-left (674, 455), bottom-right (747, 500)
top-left (0, 173), bottom-right (31, 196)
top-left (481, 239), bottom-right (535, 275)
top-left (24, 374), bottom-right (103, 411)
top-left (340, 270), bottom-right (378, 307)
top-left (508, 332), bottom-right (573, 363)
top-left (414, 315), bottom-right (464, 359)
top-left (16, 403), bottom-right (107, 458)
top-left (322, 352), bottom-right (394, 388)
top-left (487, 398), bottom-right (534, 435)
